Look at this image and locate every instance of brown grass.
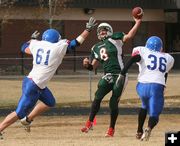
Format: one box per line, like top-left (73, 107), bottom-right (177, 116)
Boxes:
top-left (0, 73), bottom-right (180, 107)
top-left (0, 115), bottom-right (180, 146)
top-left (0, 73), bottom-right (179, 146)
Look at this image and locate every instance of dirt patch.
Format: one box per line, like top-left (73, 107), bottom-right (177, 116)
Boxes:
top-left (0, 115), bottom-right (180, 146)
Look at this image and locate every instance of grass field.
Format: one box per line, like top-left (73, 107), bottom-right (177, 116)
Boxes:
top-left (0, 73), bottom-right (179, 146)
top-left (0, 115), bottom-right (180, 146)
top-left (0, 73), bottom-right (180, 107)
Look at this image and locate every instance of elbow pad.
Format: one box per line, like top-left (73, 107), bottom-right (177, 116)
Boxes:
top-left (21, 42), bottom-right (30, 53)
top-left (67, 39), bottom-right (80, 51)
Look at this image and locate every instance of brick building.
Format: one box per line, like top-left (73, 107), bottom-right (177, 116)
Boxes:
top-left (0, 0), bottom-right (180, 72)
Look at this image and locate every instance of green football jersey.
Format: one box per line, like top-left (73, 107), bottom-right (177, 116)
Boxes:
top-left (91, 32), bottom-right (125, 74)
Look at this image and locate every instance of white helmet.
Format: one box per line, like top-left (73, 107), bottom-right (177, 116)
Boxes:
top-left (97, 23), bottom-right (113, 40)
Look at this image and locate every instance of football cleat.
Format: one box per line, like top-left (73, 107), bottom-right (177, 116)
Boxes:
top-left (136, 132), bottom-right (143, 139)
top-left (81, 120), bottom-right (93, 133)
top-left (105, 127), bottom-right (115, 137)
top-left (20, 117), bottom-right (31, 132)
top-left (140, 128), bottom-right (151, 141)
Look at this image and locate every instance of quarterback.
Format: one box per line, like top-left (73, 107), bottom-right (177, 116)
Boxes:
top-left (81, 16), bottom-right (142, 137)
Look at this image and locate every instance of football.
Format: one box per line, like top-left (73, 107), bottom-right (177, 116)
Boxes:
top-left (132, 7), bottom-right (143, 19)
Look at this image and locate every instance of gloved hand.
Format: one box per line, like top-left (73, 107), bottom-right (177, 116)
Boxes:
top-left (31, 30), bottom-right (40, 39)
top-left (86, 17), bottom-right (97, 32)
top-left (83, 58), bottom-right (93, 71)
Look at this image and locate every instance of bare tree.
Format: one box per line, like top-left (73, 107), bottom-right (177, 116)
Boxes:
top-left (0, 0), bottom-right (17, 24)
top-left (0, 0), bottom-right (71, 27)
top-left (38, 0), bottom-right (71, 28)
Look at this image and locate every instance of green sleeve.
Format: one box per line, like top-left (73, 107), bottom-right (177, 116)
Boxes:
top-left (111, 32), bottom-right (125, 40)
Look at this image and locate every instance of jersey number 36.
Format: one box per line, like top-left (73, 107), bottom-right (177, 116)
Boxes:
top-left (147, 54), bottom-right (167, 73)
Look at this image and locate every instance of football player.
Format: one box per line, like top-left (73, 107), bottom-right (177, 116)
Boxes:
top-left (0, 17), bottom-right (97, 139)
top-left (120, 36), bottom-right (174, 141)
top-left (81, 16), bottom-right (142, 137)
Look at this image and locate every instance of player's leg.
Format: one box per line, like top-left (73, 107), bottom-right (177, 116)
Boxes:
top-left (81, 76), bottom-right (112, 133)
top-left (148, 84), bottom-right (164, 129)
top-left (26, 102), bottom-right (50, 121)
top-left (0, 77), bottom-right (39, 137)
top-left (136, 108), bottom-right (147, 139)
top-left (105, 75), bottom-right (127, 137)
top-left (0, 112), bottom-right (19, 138)
top-left (19, 77), bottom-right (41, 132)
top-left (136, 82), bottom-right (149, 139)
top-left (141, 83), bottom-right (164, 141)
top-left (21, 87), bottom-right (55, 132)
top-left (90, 79), bottom-right (112, 121)
top-left (106, 94), bottom-right (118, 137)
top-left (27, 87), bottom-right (56, 121)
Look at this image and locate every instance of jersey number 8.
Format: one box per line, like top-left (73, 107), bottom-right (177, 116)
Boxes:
top-left (100, 48), bottom-right (108, 61)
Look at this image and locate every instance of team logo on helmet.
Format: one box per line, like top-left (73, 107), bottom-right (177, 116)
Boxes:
top-left (97, 23), bottom-right (113, 40)
top-left (145, 36), bottom-right (163, 52)
top-left (42, 29), bottom-right (61, 43)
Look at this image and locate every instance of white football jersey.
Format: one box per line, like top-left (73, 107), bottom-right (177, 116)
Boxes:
top-left (28, 39), bottom-right (68, 89)
top-left (132, 46), bottom-right (174, 86)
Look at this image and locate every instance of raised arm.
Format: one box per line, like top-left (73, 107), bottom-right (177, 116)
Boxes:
top-left (21, 31), bottom-right (40, 55)
top-left (67, 17), bottom-right (97, 51)
top-left (121, 54), bottom-right (141, 75)
top-left (123, 17), bottom-right (142, 43)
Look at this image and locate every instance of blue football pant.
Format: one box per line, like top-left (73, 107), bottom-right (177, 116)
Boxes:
top-left (16, 77), bottom-right (55, 119)
top-left (136, 82), bottom-right (164, 119)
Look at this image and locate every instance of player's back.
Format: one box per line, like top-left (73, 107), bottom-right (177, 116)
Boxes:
top-left (133, 46), bottom-right (174, 85)
top-left (28, 39), bottom-right (68, 89)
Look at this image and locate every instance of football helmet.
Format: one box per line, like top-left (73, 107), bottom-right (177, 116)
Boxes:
top-left (145, 36), bottom-right (162, 52)
top-left (42, 28), bottom-right (61, 43)
top-left (97, 23), bottom-right (113, 40)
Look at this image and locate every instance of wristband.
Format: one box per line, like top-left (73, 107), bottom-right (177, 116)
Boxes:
top-left (76, 35), bottom-right (85, 44)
